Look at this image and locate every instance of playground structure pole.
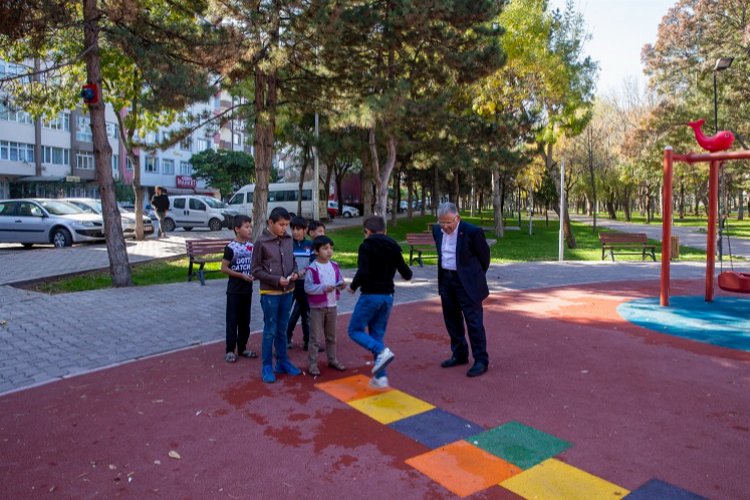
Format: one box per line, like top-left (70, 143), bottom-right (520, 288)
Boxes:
top-left (660, 147), bottom-right (673, 306)
top-left (661, 148), bottom-right (750, 305)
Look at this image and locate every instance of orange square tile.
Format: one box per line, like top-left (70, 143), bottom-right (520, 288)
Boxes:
top-left (406, 441), bottom-right (521, 497)
top-left (316, 374), bottom-right (392, 403)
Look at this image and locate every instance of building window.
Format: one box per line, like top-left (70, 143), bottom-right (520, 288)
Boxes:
top-left (0, 102), bottom-right (33, 124)
top-left (180, 137), bottom-right (192, 151)
top-left (106, 122), bottom-right (119, 141)
top-left (197, 138), bottom-right (210, 151)
top-left (42, 146), bottom-right (70, 166)
top-left (76, 152), bottom-right (95, 170)
top-left (0, 141), bottom-right (35, 162)
top-left (76, 116), bottom-right (93, 142)
top-left (179, 161), bottom-right (192, 176)
top-left (112, 154), bottom-right (119, 178)
top-left (126, 157), bottom-right (133, 171)
top-left (43, 112), bottom-right (70, 131)
top-left (145, 156), bottom-right (158, 173)
top-left (0, 61), bottom-right (30, 84)
top-left (162, 159), bottom-right (174, 174)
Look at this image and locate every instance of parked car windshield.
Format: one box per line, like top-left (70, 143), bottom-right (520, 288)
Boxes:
top-left (39, 200), bottom-right (85, 216)
top-left (201, 197), bottom-right (226, 209)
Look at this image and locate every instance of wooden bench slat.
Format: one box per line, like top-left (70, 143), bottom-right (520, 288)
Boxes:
top-left (185, 238), bottom-right (233, 285)
top-left (598, 232), bottom-right (656, 262)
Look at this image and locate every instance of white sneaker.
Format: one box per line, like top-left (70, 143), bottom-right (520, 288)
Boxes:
top-left (368, 376), bottom-right (389, 390)
top-left (372, 347), bottom-right (394, 374)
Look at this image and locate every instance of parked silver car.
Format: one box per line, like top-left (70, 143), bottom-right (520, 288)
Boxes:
top-left (63, 198), bottom-right (154, 237)
top-left (0, 198), bottom-right (105, 247)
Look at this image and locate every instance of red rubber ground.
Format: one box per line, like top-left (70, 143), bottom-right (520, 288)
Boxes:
top-left (1, 279), bottom-right (747, 498)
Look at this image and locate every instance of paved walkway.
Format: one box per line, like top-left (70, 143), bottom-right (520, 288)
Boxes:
top-left (570, 213), bottom-right (750, 259)
top-left (0, 260), bottom-right (708, 395)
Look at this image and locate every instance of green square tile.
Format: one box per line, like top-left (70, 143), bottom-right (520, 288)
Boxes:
top-left (466, 421), bottom-right (571, 469)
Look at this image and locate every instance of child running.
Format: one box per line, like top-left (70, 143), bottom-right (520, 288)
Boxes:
top-left (347, 216), bottom-right (413, 389)
top-left (220, 215), bottom-right (258, 363)
top-left (304, 235), bottom-right (347, 376)
top-left (251, 207), bottom-right (302, 383)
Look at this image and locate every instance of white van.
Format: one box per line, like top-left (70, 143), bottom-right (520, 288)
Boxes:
top-left (163, 195), bottom-right (234, 232)
top-left (228, 182), bottom-right (328, 220)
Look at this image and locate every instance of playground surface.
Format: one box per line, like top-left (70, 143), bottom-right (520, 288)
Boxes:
top-left (1, 277), bottom-right (748, 499)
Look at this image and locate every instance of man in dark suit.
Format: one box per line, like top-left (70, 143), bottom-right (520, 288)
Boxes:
top-left (432, 202), bottom-right (491, 377)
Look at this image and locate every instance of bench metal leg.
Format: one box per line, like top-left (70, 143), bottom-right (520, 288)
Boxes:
top-left (188, 259), bottom-right (195, 282)
top-left (198, 263), bottom-right (206, 286)
top-left (416, 251), bottom-right (423, 267)
top-left (610, 248), bottom-right (615, 261)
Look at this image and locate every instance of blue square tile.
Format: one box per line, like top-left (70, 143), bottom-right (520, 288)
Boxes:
top-left (625, 478), bottom-right (708, 500)
top-left (388, 408), bottom-right (483, 449)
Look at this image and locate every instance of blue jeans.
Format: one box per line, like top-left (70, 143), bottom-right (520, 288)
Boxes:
top-left (347, 294), bottom-right (393, 376)
top-left (260, 292), bottom-right (294, 367)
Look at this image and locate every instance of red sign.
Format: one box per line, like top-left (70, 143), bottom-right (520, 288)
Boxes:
top-left (176, 175), bottom-right (196, 189)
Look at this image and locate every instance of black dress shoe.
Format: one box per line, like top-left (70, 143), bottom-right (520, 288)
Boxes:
top-left (441, 357), bottom-right (469, 368)
top-left (467, 362), bottom-right (488, 377)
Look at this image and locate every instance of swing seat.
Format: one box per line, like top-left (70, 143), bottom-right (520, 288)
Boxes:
top-left (718, 271), bottom-right (750, 294)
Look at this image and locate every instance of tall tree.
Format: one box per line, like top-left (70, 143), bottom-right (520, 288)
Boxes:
top-left (312, 0), bottom-right (505, 217)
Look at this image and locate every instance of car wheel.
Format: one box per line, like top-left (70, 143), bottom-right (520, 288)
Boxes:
top-left (51, 228), bottom-right (73, 247)
top-left (343, 211), bottom-right (352, 218)
top-left (163, 218), bottom-right (176, 232)
top-left (22, 243), bottom-right (33, 249)
top-left (208, 218), bottom-right (222, 231)
top-left (183, 227), bottom-right (193, 231)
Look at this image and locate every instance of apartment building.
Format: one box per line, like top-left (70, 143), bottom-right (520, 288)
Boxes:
top-left (0, 59), bottom-right (253, 202)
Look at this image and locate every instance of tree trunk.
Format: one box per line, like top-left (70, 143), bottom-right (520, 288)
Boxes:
top-left (678, 178), bottom-right (685, 219)
top-left (491, 167), bottom-right (504, 238)
top-left (252, 64), bottom-right (277, 240)
top-left (83, 0), bottom-right (132, 287)
top-left (587, 129), bottom-right (596, 232)
top-left (369, 127), bottom-right (396, 218)
top-left (297, 144), bottom-right (311, 216)
top-left (543, 143), bottom-right (575, 248)
top-left (390, 167), bottom-right (399, 226)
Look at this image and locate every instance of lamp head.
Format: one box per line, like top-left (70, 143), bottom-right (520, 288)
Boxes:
top-left (714, 57), bottom-right (734, 71)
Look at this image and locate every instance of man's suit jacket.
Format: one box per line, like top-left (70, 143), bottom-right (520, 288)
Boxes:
top-left (433, 220), bottom-right (491, 303)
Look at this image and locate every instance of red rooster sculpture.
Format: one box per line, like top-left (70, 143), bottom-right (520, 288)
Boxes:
top-left (687, 119), bottom-right (735, 152)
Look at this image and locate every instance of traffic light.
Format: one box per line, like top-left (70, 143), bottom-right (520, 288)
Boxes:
top-left (81, 83), bottom-right (98, 104)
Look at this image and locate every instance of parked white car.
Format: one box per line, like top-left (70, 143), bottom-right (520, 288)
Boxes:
top-left (63, 198), bottom-right (154, 237)
top-left (165, 195), bottom-right (233, 232)
top-left (341, 205), bottom-right (360, 218)
top-left (0, 198), bottom-right (105, 247)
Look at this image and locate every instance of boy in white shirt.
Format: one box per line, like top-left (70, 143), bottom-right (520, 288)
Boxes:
top-left (304, 235), bottom-right (347, 376)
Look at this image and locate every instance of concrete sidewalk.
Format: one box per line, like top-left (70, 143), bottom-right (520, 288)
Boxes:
top-left (570, 213), bottom-right (750, 259)
top-left (0, 260), bottom-right (707, 395)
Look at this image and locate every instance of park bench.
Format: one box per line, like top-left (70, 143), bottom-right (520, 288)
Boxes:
top-left (406, 232), bottom-right (436, 267)
top-left (599, 232), bottom-right (656, 262)
top-left (186, 238), bottom-right (232, 285)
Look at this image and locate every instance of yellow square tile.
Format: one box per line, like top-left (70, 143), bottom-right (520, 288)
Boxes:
top-left (500, 458), bottom-right (629, 499)
top-left (316, 374), bottom-right (391, 403)
top-left (406, 441), bottom-right (521, 497)
top-left (348, 389), bottom-right (435, 424)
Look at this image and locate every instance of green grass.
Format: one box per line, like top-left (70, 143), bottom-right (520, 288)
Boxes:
top-left (29, 212), bottom-right (709, 294)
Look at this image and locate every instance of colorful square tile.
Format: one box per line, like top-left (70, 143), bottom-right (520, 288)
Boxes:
top-left (625, 478), bottom-right (708, 499)
top-left (501, 458), bottom-right (629, 499)
top-left (406, 440), bottom-right (522, 497)
top-left (316, 374), bottom-right (391, 402)
top-left (348, 389), bottom-right (435, 424)
top-left (389, 408), bottom-right (484, 449)
top-left (468, 420), bottom-right (571, 469)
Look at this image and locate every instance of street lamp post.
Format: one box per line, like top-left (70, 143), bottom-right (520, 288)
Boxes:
top-left (713, 57), bottom-right (733, 133)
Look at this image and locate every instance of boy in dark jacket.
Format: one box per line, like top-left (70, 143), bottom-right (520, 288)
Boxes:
top-left (251, 207), bottom-right (302, 383)
top-left (347, 216), bottom-right (413, 389)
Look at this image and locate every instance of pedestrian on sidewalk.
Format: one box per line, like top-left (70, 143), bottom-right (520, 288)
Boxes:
top-left (307, 220), bottom-right (326, 239)
top-left (150, 186), bottom-right (170, 238)
top-left (304, 235), bottom-right (347, 376)
top-left (432, 202), bottom-right (491, 377)
top-left (220, 215), bottom-right (258, 363)
top-left (252, 207), bottom-right (303, 383)
top-left (347, 216), bottom-right (413, 389)
top-left (285, 216), bottom-right (312, 350)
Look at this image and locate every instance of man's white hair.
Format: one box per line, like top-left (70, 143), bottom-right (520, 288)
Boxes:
top-left (437, 202), bottom-right (458, 217)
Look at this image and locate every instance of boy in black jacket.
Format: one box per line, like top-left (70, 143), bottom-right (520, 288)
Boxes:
top-left (347, 216), bottom-right (413, 389)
